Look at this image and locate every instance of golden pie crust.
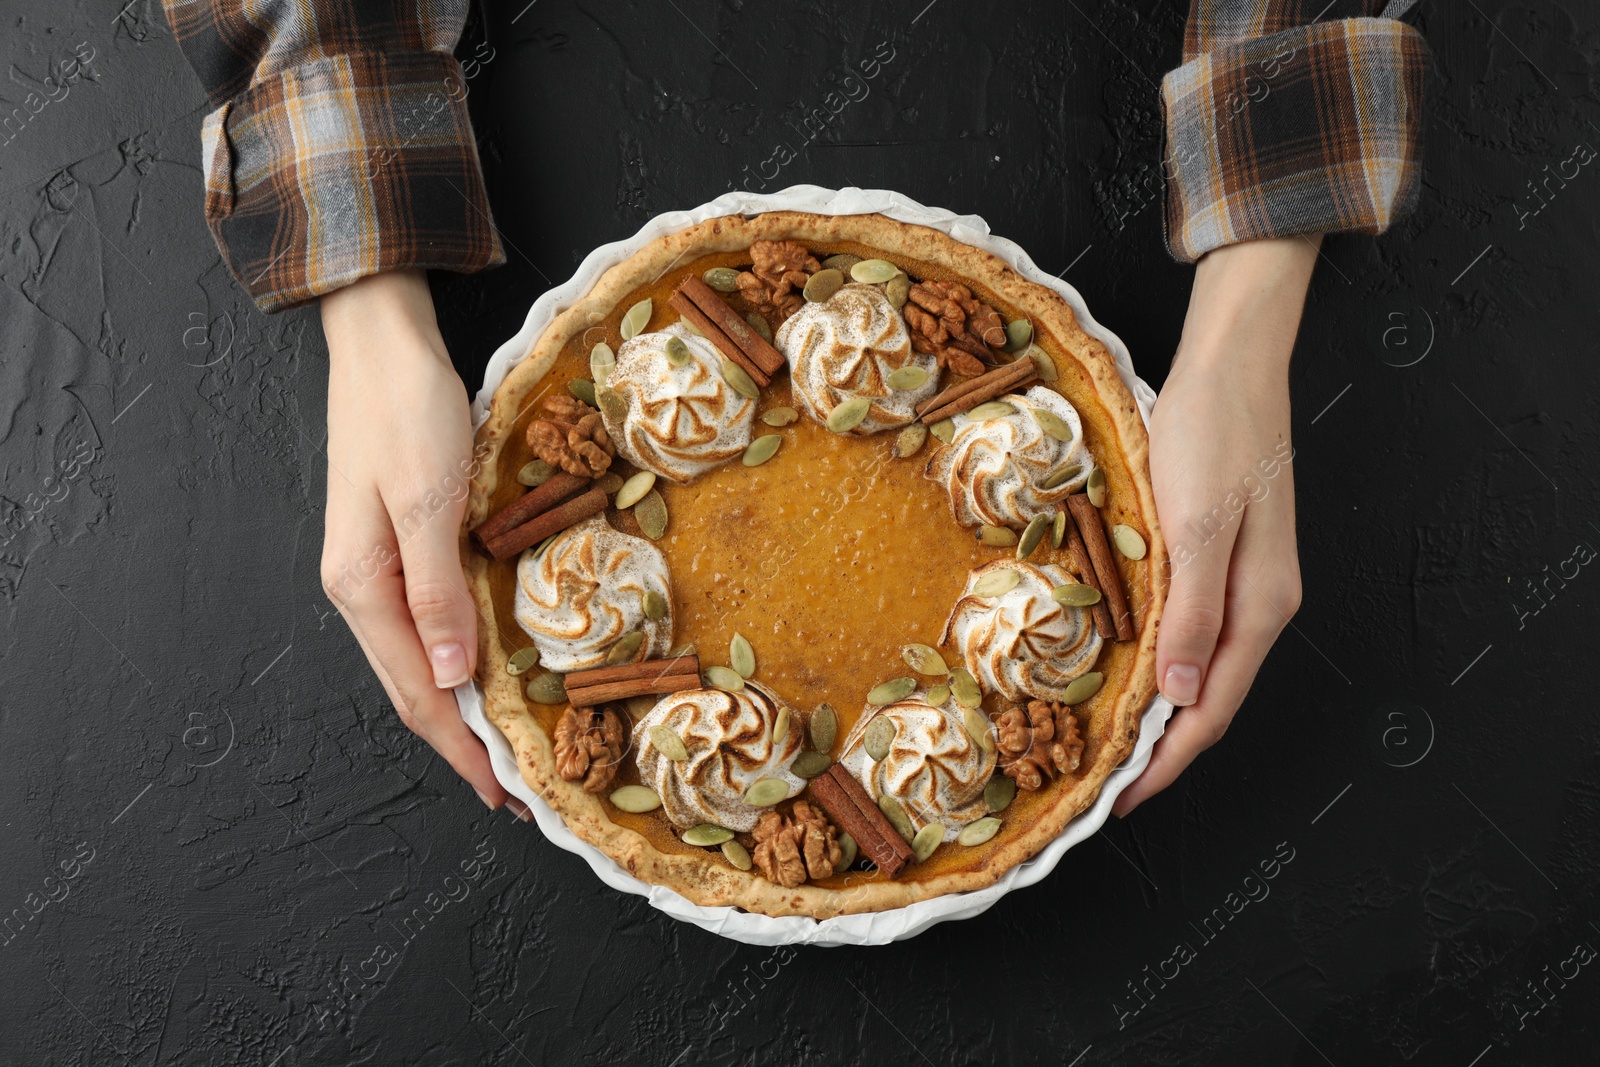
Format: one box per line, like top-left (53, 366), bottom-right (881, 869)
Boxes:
top-left (463, 211), bottom-right (1166, 919)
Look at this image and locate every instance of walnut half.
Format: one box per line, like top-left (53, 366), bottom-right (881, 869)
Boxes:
top-left (527, 395), bottom-right (614, 477)
top-left (996, 699), bottom-right (1084, 791)
top-left (904, 279), bottom-right (1006, 376)
top-left (553, 705), bottom-right (627, 793)
top-left (750, 800), bottom-right (841, 887)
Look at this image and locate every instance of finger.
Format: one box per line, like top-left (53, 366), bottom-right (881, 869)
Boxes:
top-left (1152, 489), bottom-right (1242, 707)
top-left (333, 564), bottom-right (511, 812)
top-left (388, 484), bottom-right (479, 690)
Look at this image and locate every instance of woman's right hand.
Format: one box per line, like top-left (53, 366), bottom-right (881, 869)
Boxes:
top-left (319, 270), bottom-right (528, 818)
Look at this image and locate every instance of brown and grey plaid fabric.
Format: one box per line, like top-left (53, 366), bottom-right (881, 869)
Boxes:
top-left (162, 0), bottom-right (503, 312)
top-left (1163, 0), bottom-right (1429, 262)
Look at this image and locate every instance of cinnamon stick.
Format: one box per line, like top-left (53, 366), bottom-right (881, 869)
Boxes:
top-left (668, 289), bottom-right (771, 388)
top-left (483, 486), bottom-right (608, 562)
top-left (808, 764), bottom-right (912, 877)
top-left (677, 275), bottom-right (786, 376)
top-left (565, 670), bottom-right (704, 706)
top-left (471, 471), bottom-right (591, 548)
top-left (919, 359), bottom-right (1037, 425)
top-left (1056, 501), bottom-right (1116, 640)
top-left (564, 654), bottom-right (700, 690)
top-left (1065, 494), bottom-right (1135, 641)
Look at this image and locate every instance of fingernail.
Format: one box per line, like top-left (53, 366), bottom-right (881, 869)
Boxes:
top-left (1162, 664), bottom-right (1201, 706)
top-left (473, 788), bottom-right (498, 811)
top-left (505, 797), bottom-right (534, 823)
top-left (430, 642), bottom-right (470, 688)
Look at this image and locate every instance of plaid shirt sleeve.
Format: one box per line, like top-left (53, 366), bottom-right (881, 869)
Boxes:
top-left (162, 0), bottom-right (505, 313)
top-left (1162, 0), bottom-right (1429, 262)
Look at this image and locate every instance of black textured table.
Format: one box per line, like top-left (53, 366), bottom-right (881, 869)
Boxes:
top-left (4, 3), bottom-right (1597, 1064)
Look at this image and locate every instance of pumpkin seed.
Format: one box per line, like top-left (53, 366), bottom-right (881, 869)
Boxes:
top-left (620, 298), bottom-right (652, 340)
top-left (1051, 583), bottom-right (1102, 606)
top-left (615, 470), bottom-right (657, 510)
top-left (958, 816), bottom-right (1002, 846)
top-left (826, 396), bottom-right (871, 433)
top-left (976, 525), bottom-right (1018, 548)
top-left (517, 459), bottom-right (555, 487)
top-left (506, 646), bottom-right (542, 676)
top-left (649, 725), bottom-right (689, 761)
top-left (984, 776), bottom-right (1016, 813)
top-left (720, 358), bottom-right (759, 400)
top-left (606, 632), bottom-right (645, 665)
top-left (1031, 407), bottom-right (1073, 442)
top-left (1113, 524), bottom-right (1147, 560)
top-left (1087, 466), bottom-right (1107, 507)
top-left (971, 568), bottom-right (1020, 598)
top-left (878, 796), bottom-right (915, 842)
top-left (730, 633), bottom-right (756, 678)
top-left (809, 704), bottom-right (838, 752)
top-left (590, 342), bottom-right (616, 390)
top-left (742, 435), bottom-right (782, 467)
top-left (851, 258), bottom-right (899, 284)
top-left (610, 785), bottom-right (662, 813)
top-left (704, 665), bottom-right (745, 692)
top-left (568, 378), bottom-right (597, 407)
top-left (722, 839), bottom-right (753, 870)
top-left (703, 266), bottom-right (741, 292)
top-left (968, 401), bottom-right (1016, 421)
top-left (926, 684), bottom-right (951, 707)
top-left (1017, 514), bottom-right (1051, 560)
top-left (894, 423), bottom-right (927, 458)
top-left (902, 643), bottom-right (947, 676)
top-left (681, 317), bottom-right (704, 337)
top-left (1027, 345), bottom-right (1058, 383)
top-left (743, 778), bottom-right (791, 807)
top-left (884, 273), bottom-right (911, 308)
top-left (683, 824), bottom-right (734, 847)
top-left (1061, 672), bottom-right (1104, 705)
top-left (597, 388), bottom-right (628, 423)
top-left (929, 417), bottom-right (956, 444)
top-left (950, 666), bottom-right (981, 709)
top-left (864, 716), bottom-right (896, 761)
top-left (962, 707), bottom-right (995, 752)
top-left (867, 676), bottom-right (916, 705)
top-left (625, 695), bottom-right (657, 718)
top-left (745, 312), bottom-right (773, 342)
top-left (911, 822), bottom-right (945, 862)
top-left (761, 406), bottom-right (799, 427)
top-left (1003, 319), bottom-right (1034, 353)
top-left (1052, 508), bottom-right (1067, 549)
top-left (635, 489), bottom-right (668, 539)
top-left (597, 471), bottom-right (625, 495)
top-left (643, 589), bottom-right (668, 621)
top-left (791, 751), bottom-right (832, 778)
top-left (1043, 464), bottom-right (1083, 490)
top-left (771, 705), bottom-right (789, 743)
top-left (530, 533), bottom-right (559, 559)
top-left (837, 832), bottom-right (859, 869)
top-left (525, 671), bottom-right (566, 704)
top-left (667, 641), bottom-right (697, 658)
top-left (821, 253), bottom-right (862, 273)
top-left (665, 335), bottom-right (693, 368)
top-left (886, 365), bottom-right (930, 391)
top-left (803, 268), bottom-right (845, 303)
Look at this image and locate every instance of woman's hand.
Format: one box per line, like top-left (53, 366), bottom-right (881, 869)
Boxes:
top-left (1112, 237), bottom-right (1317, 816)
top-left (319, 270), bottom-right (525, 817)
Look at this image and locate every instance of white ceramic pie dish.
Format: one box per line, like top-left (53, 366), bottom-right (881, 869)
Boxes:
top-left (455, 185), bottom-right (1173, 946)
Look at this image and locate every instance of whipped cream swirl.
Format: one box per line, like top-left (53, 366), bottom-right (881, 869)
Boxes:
top-left (599, 323), bottom-right (756, 483)
top-left (633, 682), bottom-right (804, 831)
top-left (513, 516), bottom-right (674, 673)
top-left (839, 691), bottom-right (997, 834)
top-left (776, 283), bottom-right (938, 434)
top-left (925, 385), bottom-right (1092, 528)
top-left (941, 559), bottom-right (1103, 703)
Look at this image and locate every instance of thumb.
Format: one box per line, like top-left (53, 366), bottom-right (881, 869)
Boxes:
top-left (391, 487), bottom-right (479, 689)
top-left (1154, 502), bottom-right (1238, 706)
